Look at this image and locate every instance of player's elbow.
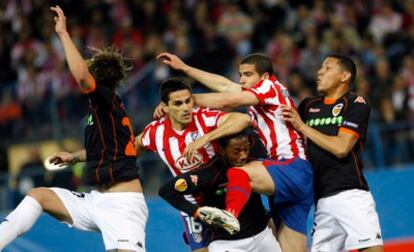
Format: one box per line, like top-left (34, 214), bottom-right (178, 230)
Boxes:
top-left (333, 148), bottom-right (350, 158)
top-left (158, 184), bottom-right (169, 199)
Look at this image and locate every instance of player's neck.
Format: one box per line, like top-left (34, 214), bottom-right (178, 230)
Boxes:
top-left (170, 120), bottom-right (188, 131)
top-left (324, 87), bottom-right (349, 101)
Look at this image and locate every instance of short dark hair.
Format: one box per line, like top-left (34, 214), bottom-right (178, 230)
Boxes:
top-left (217, 129), bottom-right (250, 148)
top-left (159, 78), bottom-right (192, 103)
top-left (87, 46), bottom-right (130, 90)
top-left (240, 53), bottom-right (274, 76)
top-left (327, 54), bottom-right (357, 84)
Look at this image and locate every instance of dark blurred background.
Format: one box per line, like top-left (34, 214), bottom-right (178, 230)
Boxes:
top-left (1, 0), bottom-right (414, 209)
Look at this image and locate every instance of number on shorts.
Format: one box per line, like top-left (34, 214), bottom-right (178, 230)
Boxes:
top-left (184, 216), bottom-right (203, 234)
top-left (71, 191), bottom-right (85, 198)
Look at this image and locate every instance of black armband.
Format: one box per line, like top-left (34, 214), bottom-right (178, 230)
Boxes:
top-left (158, 173), bottom-right (199, 217)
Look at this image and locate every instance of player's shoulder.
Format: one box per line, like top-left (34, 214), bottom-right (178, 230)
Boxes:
top-left (343, 92), bottom-right (370, 109)
top-left (145, 117), bottom-right (167, 129)
top-left (198, 156), bottom-right (223, 172)
top-left (300, 95), bottom-right (323, 107)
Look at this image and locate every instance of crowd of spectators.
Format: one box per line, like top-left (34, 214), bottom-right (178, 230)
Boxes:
top-left (1, 0), bottom-right (414, 171)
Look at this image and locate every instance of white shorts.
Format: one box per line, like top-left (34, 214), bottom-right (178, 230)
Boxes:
top-left (208, 226), bottom-right (282, 252)
top-left (50, 187), bottom-right (148, 251)
top-left (311, 189), bottom-right (383, 252)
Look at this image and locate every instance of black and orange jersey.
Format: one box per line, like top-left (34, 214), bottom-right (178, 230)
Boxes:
top-left (298, 92), bottom-right (370, 200)
top-left (159, 156), bottom-right (269, 241)
top-left (83, 84), bottom-right (139, 185)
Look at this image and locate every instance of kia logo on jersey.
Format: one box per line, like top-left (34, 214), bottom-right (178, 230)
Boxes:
top-left (175, 152), bottom-right (203, 171)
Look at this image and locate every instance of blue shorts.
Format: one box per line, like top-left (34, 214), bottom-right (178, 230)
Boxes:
top-left (180, 213), bottom-right (208, 250)
top-left (263, 157), bottom-right (314, 235)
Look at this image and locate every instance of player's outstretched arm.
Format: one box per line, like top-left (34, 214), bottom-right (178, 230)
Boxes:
top-left (50, 5), bottom-right (95, 93)
top-left (281, 105), bottom-right (358, 158)
top-left (159, 172), bottom-right (203, 218)
top-left (184, 112), bottom-right (251, 161)
top-left (157, 52), bottom-right (241, 93)
top-left (49, 149), bottom-right (86, 166)
top-left (193, 91), bottom-right (259, 110)
top-left (134, 133), bottom-right (145, 157)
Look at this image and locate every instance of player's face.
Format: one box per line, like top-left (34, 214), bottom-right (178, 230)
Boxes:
top-left (223, 136), bottom-right (250, 167)
top-left (166, 89), bottom-right (194, 129)
top-left (239, 64), bottom-right (265, 89)
top-left (317, 57), bottom-right (344, 94)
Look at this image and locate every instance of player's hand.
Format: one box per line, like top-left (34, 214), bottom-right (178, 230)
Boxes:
top-left (184, 135), bottom-right (208, 162)
top-left (49, 152), bottom-right (76, 166)
top-left (281, 105), bottom-right (306, 132)
top-left (153, 102), bottom-right (167, 119)
top-left (50, 5), bottom-right (68, 35)
top-left (156, 52), bottom-right (188, 71)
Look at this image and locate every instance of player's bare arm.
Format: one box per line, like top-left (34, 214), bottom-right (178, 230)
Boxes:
top-left (193, 91), bottom-right (259, 110)
top-left (184, 112), bottom-right (251, 161)
top-left (157, 52), bottom-right (240, 93)
top-left (153, 91), bottom-right (258, 119)
top-left (49, 149), bottom-right (86, 166)
top-left (153, 102), bottom-right (167, 119)
top-left (281, 105), bottom-right (358, 158)
top-left (134, 133), bottom-right (144, 157)
top-left (51, 5), bottom-right (95, 93)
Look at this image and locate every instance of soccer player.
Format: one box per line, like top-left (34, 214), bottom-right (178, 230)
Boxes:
top-left (159, 130), bottom-right (281, 252)
top-left (281, 54), bottom-right (383, 252)
top-left (135, 78), bottom-right (252, 252)
top-left (157, 52), bottom-right (313, 252)
top-left (0, 6), bottom-right (147, 251)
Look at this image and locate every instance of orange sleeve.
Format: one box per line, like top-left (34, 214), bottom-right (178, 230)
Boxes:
top-left (339, 127), bottom-right (360, 138)
top-left (80, 77), bottom-right (96, 94)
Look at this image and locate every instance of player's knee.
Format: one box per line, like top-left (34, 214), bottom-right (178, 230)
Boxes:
top-left (27, 187), bottom-right (50, 207)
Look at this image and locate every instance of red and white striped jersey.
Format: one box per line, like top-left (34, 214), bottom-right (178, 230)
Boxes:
top-left (245, 75), bottom-right (307, 160)
top-left (141, 107), bottom-right (225, 176)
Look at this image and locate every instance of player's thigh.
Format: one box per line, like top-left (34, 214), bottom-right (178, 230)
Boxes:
top-left (180, 212), bottom-right (208, 251)
top-left (106, 249), bottom-right (137, 252)
top-left (332, 190), bottom-right (383, 251)
top-left (311, 197), bottom-right (347, 252)
top-left (277, 223), bottom-right (307, 252)
top-left (208, 238), bottom-right (249, 252)
top-left (264, 158), bottom-right (313, 203)
top-left (359, 246), bottom-right (384, 252)
top-left (251, 226), bottom-right (282, 252)
top-left (240, 161), bottom-right (275, 195)
top-left (48, 187), bottom-right (98, 231)
top-left (27, 187), bottom-right (72, 224)
top-left (94, 192), bottom-right (148, 251)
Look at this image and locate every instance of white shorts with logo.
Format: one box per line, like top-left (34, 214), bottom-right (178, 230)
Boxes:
top-left (311, 189), bottom-right (383, 252)
top-left (208, 226), bottom-right (282, 252)
top-left (50, 187), bottom-right (148, 251)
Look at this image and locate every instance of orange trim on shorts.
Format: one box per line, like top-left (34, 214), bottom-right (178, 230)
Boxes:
top-left (339, 127), bottom-right (360, 138)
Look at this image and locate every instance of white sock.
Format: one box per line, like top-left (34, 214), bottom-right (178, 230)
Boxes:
top-left (0, 196), bottom-right (42, 250)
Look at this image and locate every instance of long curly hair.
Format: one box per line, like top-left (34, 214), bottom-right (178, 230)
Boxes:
top-left (86, 46), bottom-right (131, 89)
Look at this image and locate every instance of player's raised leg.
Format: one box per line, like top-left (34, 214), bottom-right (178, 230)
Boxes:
top-left (0, 187), bottom-right (72, 250)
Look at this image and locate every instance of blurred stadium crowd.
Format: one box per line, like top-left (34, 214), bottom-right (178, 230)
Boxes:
top-left (1, 0), bottom-right (414, 199)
